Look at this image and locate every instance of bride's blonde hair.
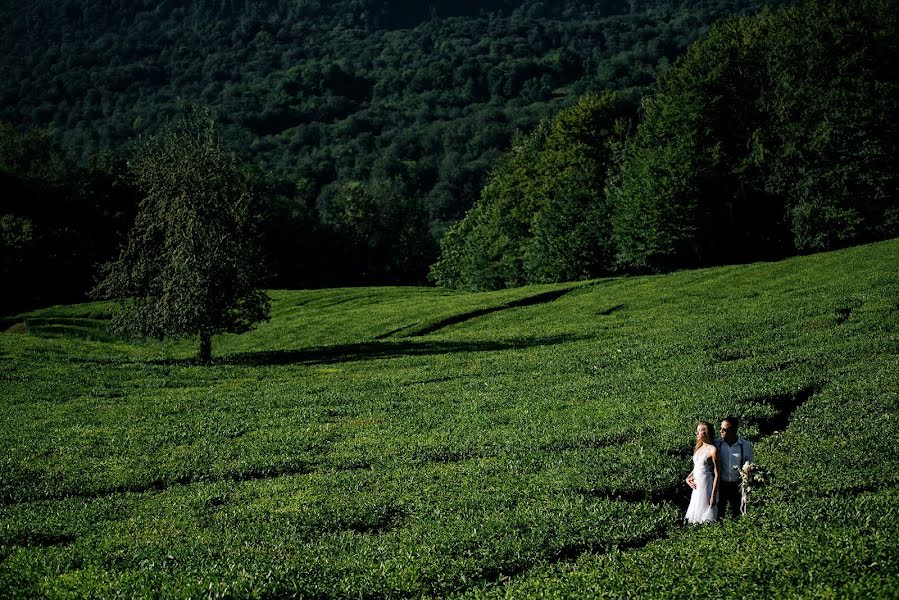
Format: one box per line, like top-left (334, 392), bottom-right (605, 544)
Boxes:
top-left (694, 420), bottom-right (714, 453)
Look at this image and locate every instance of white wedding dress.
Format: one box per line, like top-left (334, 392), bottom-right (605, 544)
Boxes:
top-left (685, 445), bottom-right (717, 524)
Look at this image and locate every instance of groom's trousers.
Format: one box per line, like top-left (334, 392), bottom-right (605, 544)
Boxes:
top-left (718, 480), bottom-right (742, 518)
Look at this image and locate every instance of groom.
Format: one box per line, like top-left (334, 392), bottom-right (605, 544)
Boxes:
top-left (715, 417), bottom-right (754, 518)
top-left (687, 417), bottom-right (754, 518)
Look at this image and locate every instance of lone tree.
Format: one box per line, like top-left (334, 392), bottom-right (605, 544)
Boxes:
top-left (94, 104), bottom-right (270, 362)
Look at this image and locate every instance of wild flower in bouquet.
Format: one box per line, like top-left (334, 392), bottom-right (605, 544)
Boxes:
top-left (739, 461), bottom-right (772, 515)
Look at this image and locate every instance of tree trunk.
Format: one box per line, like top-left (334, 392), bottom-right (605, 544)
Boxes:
top-left (199, 332), bottom-right (212, 363)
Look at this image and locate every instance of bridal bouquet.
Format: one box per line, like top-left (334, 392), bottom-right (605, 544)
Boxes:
top-left (739, 461), bottom-right (772, 514)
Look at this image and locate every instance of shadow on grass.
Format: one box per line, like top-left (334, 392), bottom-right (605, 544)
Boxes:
top-left (6, 532), bottom-right (77, 549)
top-left (152, 335), bottom-right (587, 367)
top-left (402, 287), bottom-right (578, 337)
top-left (597, 303), bottom-right (626, 316)
top-left (582, 483), bottom-right (691, 514)
top-left (743, 382), bottom-right (822, 437)
top-left (474, 520), bottom-right (672, 592)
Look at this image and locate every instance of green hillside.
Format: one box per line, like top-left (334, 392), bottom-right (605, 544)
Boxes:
top-left (0, 0), bottom-right (789, 222)
top-left (1, 238), bottom-right (897, 597)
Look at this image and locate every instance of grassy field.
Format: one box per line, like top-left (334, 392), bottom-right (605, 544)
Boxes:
top-left (1, 239), bottom-right (897, 598)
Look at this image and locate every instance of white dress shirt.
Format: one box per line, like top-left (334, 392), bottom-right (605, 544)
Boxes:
top-left (716, 437), bottom-right (753, 482)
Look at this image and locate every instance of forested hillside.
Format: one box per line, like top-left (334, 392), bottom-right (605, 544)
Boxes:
top-left (433, 0), bottom-right (898, 289)
top-left (9, 0), bottom-right (895, 311)
top-left (1, 0), bottom-right (788, 235)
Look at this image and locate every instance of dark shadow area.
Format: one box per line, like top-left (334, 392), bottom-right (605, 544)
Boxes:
top-left (506, 288), bottom-right (576, 308)
top-left (0, 462), bottom-right (315, 506)
top-left (402, 375), bottom-right (467, 387)
top-left (473, 522), bottom-right (670, 593)
top-left (7, 532), bottom-right (77, 548)
top-left (204, 496), bottom-right (228, 509)
top-left (597, 304), bottom-right (626, 316)
top-left (308, 296), bottom-right (376, 310)
top-left (703, 332), bottom-right (745, 364)
top-left (323, 458), bottom-right (374, 472)
top-left (835, 306), bottom-right (853, 325)
top-left (581, 482), bottom-right (691, 514)
top-left (5, 316), bottom-right (114, 342)
top-left (23, 317), bottom-right (105, 328)
top-left (174, 335), bottom-right (586, 367)
top-left (834, 298), bottom-right (863, 325)
top-left (339, 505), bottom-right (406, 536)
top-left (710, 348), bottom-right (746, 362)
top-left (553, 523), bottom-right (671, 563)
top-left (411, 446), bottom-right (480, 465)
top-left (406, 287), bottom-right (576, 337)
top-left (743, 382), bottom-right (822, 437)
top-left (763, 357), bottom-right (808, 373)
top-left (373, 324), bottom-right (415, 340)
top-left (615, 528), bottom-right (671, 551)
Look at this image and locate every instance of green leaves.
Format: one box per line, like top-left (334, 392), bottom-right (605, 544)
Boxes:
top-left (93, 104), bottom-right (270, 361)
top-left (437, 0), bottom-right (899, 287)
top-left (610, 0), bottom-right (899, 271)
top-left (3, 237), bottom-right (899, 596)
top-left (431, 92), bottom-right (628, 290)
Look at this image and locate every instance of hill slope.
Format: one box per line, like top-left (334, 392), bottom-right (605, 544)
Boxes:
top-left (0, 0), bottom-right (789, 221)
top-left (0, 238), bottom-right (897, 597)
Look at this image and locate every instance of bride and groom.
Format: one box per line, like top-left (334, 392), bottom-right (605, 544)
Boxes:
top-left (685, 417), bottom-right (754, 524)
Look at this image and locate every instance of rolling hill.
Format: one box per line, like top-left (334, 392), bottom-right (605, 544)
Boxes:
top-left (0, 237), bottom-right (897, 597)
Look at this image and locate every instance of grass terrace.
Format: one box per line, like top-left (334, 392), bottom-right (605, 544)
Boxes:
top-left (1, 239), bottom-right (897, 597)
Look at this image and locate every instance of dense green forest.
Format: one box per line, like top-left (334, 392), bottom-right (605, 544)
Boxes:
top-left (0, 0), bottom-right (796, 313)
top-left (433, 0), bottom-right (898, 289)
top-left (4, 0), bottom-right (897, 306)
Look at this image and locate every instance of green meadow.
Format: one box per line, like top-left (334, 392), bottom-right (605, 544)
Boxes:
top-left (1, 239), bottom-right (897, 598)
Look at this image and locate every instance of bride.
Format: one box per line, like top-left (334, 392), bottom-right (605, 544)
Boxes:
top-left (685, 421), bottom-right (719, 524)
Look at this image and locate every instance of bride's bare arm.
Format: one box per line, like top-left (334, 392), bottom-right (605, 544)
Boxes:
top-left (686, 472), bottom-right (696, 489)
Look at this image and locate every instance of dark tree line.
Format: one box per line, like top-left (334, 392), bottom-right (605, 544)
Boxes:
top-left (0, 125), bottom-right (138, 315)
top-left (430, 92), bottom-right (630, 289)
top-left (3, 0), bottom-right (784, 223)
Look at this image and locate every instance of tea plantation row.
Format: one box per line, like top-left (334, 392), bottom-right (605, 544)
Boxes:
top-left (1, 239), bottom-right (897, 597)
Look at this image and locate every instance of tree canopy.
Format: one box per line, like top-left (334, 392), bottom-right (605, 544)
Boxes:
top-left (0, 0), bottom-right (791, 292)
top-left (92, 105), bottom-right (270, 361)
top-left (3, 0), bottom-right (895, 304)
top-left (0, 124), bottom-right (136, 315)
top-left (609, 0), bottom-right (898, 272)
top-left (430, 92), bottom-right (628, 290)
top-left (435, 0), bottom-right (898, 288)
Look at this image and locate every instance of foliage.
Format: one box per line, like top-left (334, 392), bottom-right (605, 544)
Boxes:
top-left (92, 104), bottom-right (270, 362)
top-left (0, 0), bottom-right (791, 290)
top-left (762, 0), bottom-right (899, 251)
top-left (1, 238), bottom-right (897, 597)
top-left (431, 0), bottom-right (898, 288)
top-left (430, 92), bottom-right (628, 289)
top-left (609, 0), bottom-right (899, 271)
top-left (322, 178), bottom-right (437, 284)
top-left (4, 0), bottom-right (896, 299)
top-left (0, 123), bottom-right (137, 314)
